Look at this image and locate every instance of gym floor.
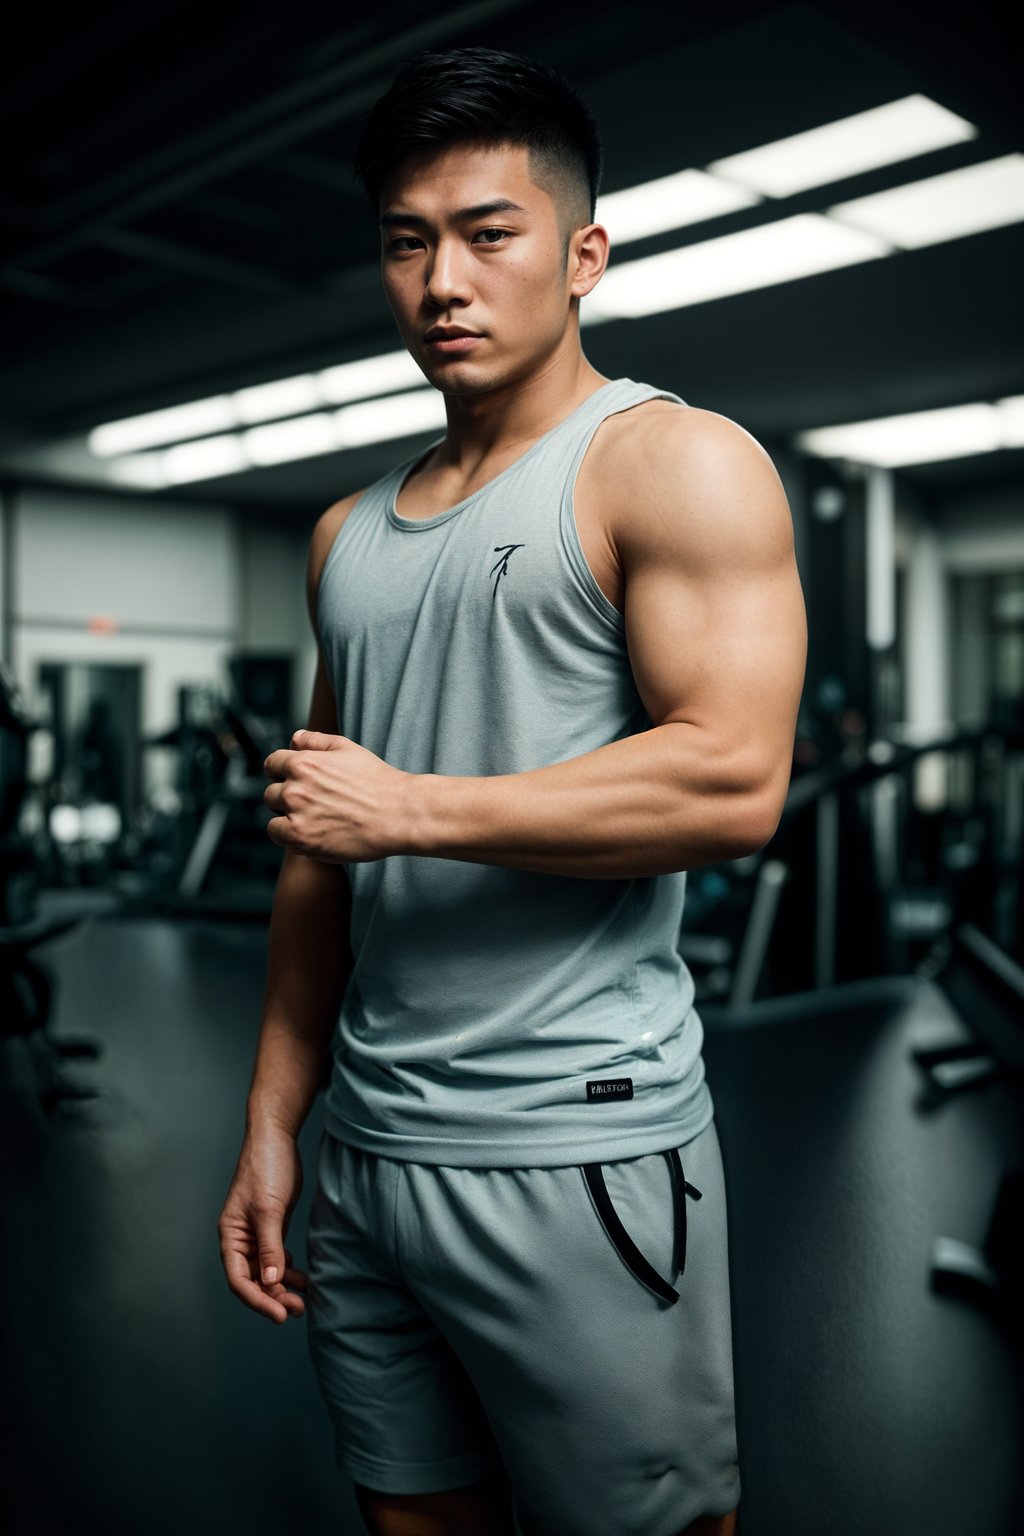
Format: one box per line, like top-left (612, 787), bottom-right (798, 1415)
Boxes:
top-left (1, 907), bottom-right (1021, 1536)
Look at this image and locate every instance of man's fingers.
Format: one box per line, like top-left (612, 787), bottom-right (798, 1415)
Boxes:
top-left (291, 729), bottom-right (338, 749)
top-left (261, 1257), bottom-right (306, 1316)
top-left (258, 1229), bottom-right (285, 1286)
top-left (221, 1243), bottom-right (290, 1323)
top-left (278, 1247), bottom-right (309, 1290)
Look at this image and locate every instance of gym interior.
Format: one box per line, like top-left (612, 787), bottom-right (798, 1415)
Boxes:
top-left (1, 5), bottom-right (1021, 1534)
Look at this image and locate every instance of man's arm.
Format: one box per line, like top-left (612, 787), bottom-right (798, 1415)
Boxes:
top-left (243, 500), bottom-right (358, 1137)
top-left (409, 408), bottom-right (807, 878)
top-left (220, 498), bottom-right (366, 1327)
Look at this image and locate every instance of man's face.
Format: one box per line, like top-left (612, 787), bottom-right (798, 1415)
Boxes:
top-left (378, 141), bottom-right (585, 395)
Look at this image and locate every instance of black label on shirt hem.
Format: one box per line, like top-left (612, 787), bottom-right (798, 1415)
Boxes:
top-left (586, 1078), bottom-right (634, 1102)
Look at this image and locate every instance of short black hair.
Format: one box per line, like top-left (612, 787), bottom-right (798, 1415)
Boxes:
top-left (352, 46), bottom-right (603, 263)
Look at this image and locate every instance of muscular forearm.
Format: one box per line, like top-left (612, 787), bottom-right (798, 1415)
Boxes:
top-left (245, 849), bottom-right (353, 1138)
top-left (408, 720), bottom-right (772, 879)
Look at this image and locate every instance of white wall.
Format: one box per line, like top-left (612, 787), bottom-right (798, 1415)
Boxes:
top-left (240, 522), bottom-right (317, 727)
top-left (9, 485), bottom-right (313, 796)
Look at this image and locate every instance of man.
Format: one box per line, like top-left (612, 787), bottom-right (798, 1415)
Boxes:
top-left (218, 45), bottom-right (807, 1536)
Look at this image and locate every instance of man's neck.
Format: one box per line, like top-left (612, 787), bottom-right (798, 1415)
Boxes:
top-left (434, 351), bottom-right (610, 473)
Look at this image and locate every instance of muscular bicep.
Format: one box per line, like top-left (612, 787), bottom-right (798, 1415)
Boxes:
top-left (621, 411), bottom-right (807, 829)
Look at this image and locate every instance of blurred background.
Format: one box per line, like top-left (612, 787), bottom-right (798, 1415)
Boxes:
top-left (1, 3), bottom-right (1021, 1534)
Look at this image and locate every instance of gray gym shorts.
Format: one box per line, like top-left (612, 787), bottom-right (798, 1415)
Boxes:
top-left (304, 1116), bottom-right (741, 1536)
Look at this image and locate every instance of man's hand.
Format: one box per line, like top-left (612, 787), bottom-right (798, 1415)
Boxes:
top-left (217, 1126), bottom-right (308, 1325)
top-left (263, 728), bottom-right (414, 862)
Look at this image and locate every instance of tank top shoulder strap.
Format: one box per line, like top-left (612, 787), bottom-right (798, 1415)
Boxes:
top-left (553, 378), bottom-right (687, 632)
top-left (579, 376), bottom-right (687, 424)
top-left (558, 376), bottom-right (688, 474)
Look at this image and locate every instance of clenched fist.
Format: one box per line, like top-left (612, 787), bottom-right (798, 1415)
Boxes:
top-left (263, 729), bottom-right (416, 863)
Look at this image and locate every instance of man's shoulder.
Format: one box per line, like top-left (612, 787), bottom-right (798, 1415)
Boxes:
top-left (594, 401), bottom-right (778, 523)
top-left (311, 486), bottom-right (367, 563)
top-left (596, 398), bottom-right (759, 471)
top-left (315, 485), bottom-right (367, 542)
top-left (306, 486), bottom-right (370, 624)
top-left (585, 397), bottom-right (790, 580)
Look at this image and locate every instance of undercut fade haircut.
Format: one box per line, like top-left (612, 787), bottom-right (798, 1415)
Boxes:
top-left (352, 46), bottom-right (603, 266)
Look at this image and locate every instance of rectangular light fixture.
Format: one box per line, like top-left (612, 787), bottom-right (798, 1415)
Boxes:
top-left (595, 168), bottom-right (761, 246)
top-left (828, 153), bottom-right (1024, 247)
top-left (243, 412), bottom-right (340, 466)
top-left (996, 395), bottom-right (1024, 447)
top-left (334, 388), bottom-right (447, 447)
top-left (93, 396), bottom-right (238, 457)
top-left (583, 213), bottom-right (890, 321)
top-left (234, 376), bottom-right (323, 424)
top-left (120, 387), bottom-right (447, 485)
top-left (162, 434), bottom-right (251, 484)
top-left (708, 94), bottom-right (977, 198)
top-left (796, 395), bottom-right (1024, 466)
top-left (319, 350), bottom-right (424, 405)
top-left (240, 388), bottom-right (449, 466)
top-left (89, 349), bottom-right (425, 457)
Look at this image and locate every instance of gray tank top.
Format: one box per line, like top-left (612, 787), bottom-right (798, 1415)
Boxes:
top-left (317, 376), bottom-right (713, 1165)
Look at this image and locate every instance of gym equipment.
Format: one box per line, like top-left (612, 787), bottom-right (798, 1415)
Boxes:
top-left (175, 697), bottom-right (278, 904)
top-left (0, 662), bottom-right (103, 1110)
top-left (122, 682), bottom-right (286, 918)
top-left (917, 923), bottom-right (1024, 1350)
top-left (680, 719), bottom-right (1023, 1007)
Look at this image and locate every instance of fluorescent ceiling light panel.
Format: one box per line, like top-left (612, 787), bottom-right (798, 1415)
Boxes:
top-left (995, 395), bottom-right (1024, 448)
top-left (89, 349), bottom-right (425, 457)
top-left (708, 94), bottom-right (977, 198)
top-left (829, 153), bottom-right (1024, 247)
top-left (110, 387), bottom-right (447, 484)
top-left (319, 350), bottom-right (425, 404)
top-left (334, 388), bottom-right (447, 447)
top-left (105, 453), bottom-right (174, 489)
top-left (91, 396), bottom-right (237, 456)
top-left (595, 168), bottom-right (761, 245)
top-left (234, 375), bottom-right (323, 423)
top-left (796, 396), bottom-right (1024, 466)
top-left (162, 434), bottom-right (251, 484)
top-left (585, 213), bottom-right (890, 320)
top-left (244, 413), bottom-right (340, 466)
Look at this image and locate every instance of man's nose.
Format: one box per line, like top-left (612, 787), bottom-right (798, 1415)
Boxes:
top-left (424, 237), bottom-right (472, 304)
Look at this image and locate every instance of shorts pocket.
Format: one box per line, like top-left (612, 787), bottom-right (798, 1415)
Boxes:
top-left (579, 1147), bottom-right (702, 1306)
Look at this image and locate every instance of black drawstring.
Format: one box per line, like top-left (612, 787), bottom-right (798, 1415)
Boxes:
top-left (581, 1148), bottom-right (702, 1305)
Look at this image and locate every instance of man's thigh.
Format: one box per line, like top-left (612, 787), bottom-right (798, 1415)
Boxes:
top-left (397, 1117), bottom-right (742, 1536)
top-left (305, 1133), bottom-right (508, 1496)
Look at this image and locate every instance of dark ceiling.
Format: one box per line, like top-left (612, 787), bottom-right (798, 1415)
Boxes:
top-left (1, 0), bottom-right (1021, 518)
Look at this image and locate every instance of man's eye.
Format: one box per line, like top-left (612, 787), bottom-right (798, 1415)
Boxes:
top-left (387, 229), bottom-right (510, 253)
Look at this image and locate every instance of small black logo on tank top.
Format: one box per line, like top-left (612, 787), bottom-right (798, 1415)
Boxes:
top-left (490, 543), bottom-right (526, 598)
